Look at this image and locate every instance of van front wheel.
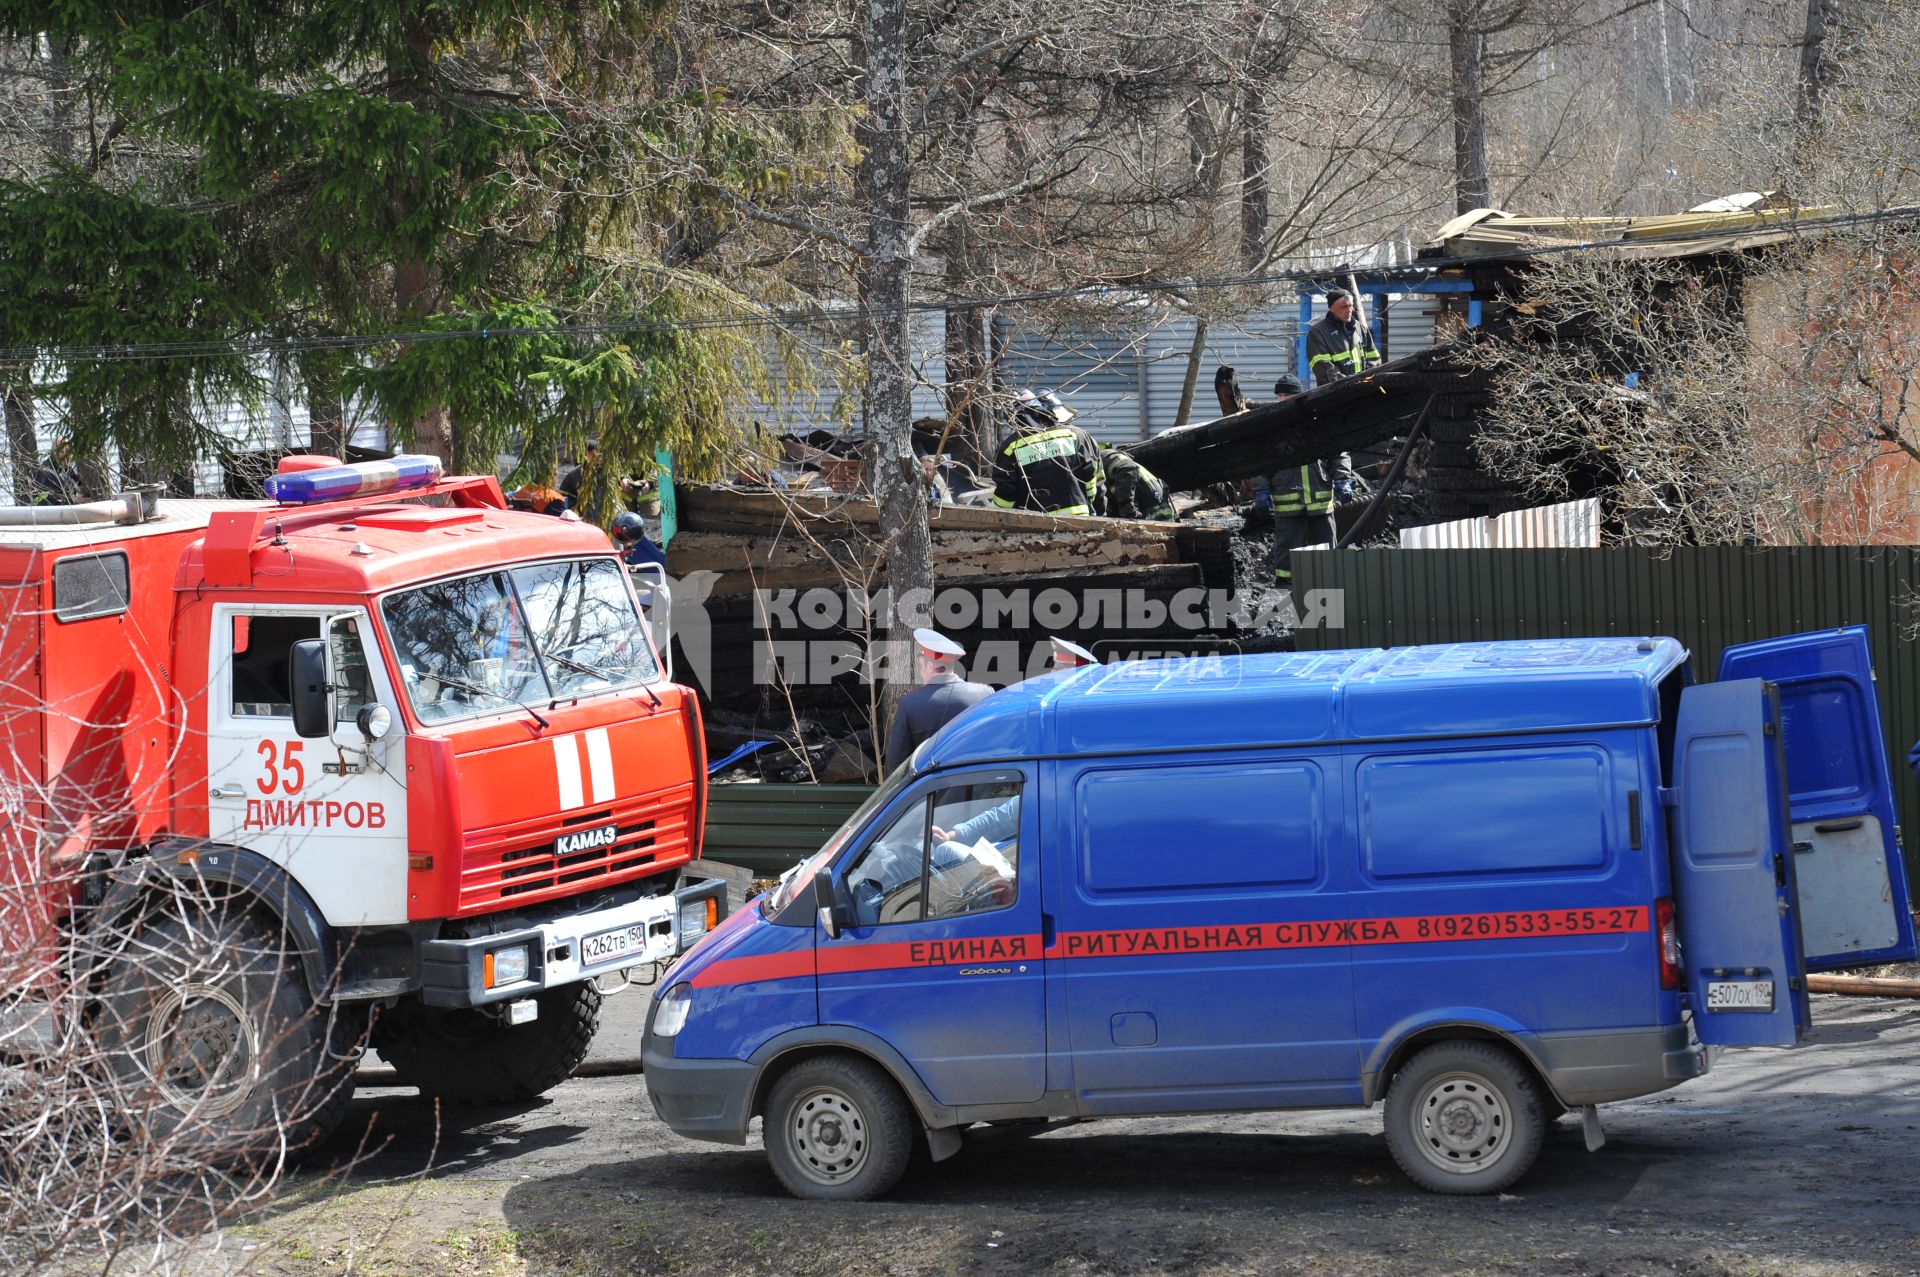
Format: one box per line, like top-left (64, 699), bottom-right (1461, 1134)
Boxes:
top-left (763, 1055), bottom-right (914, 1201)
top-left (1384, 1041), bottom-right (1545, 1195)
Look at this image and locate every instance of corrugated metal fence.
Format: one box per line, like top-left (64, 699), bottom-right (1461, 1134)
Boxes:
top-left (705, 782), bottom-right (875, 880)
top-left (1292, 547), bottom-right (1920, 883)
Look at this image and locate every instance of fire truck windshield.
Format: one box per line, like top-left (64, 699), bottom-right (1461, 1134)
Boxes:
top-left (381, 557), bottom-right (660, 725)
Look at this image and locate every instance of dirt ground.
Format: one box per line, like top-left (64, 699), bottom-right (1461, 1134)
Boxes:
top-left (181, 990), bottom-right (1920, 1277)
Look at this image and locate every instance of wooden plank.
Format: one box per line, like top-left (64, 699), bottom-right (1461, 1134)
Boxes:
top-left (669, 525), bottom-right (1184, 594)
top-left (678, 483), bottom-right (1183, 538)
top-left (1805, 974), bottom-right (1920, 998)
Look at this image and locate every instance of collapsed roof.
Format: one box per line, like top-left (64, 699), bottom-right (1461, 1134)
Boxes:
top-left (1117, 344), bottom-right (1474, 491)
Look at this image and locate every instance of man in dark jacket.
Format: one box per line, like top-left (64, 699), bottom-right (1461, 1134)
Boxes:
top-left (1100, 446), bottom-right (1174, 520)
top-left (991, 389), bottom-right (1105, 517)
top-left (884, 628), bottom-right (993, 771)
top-left (1305, 288), bottom-right (1381, 386)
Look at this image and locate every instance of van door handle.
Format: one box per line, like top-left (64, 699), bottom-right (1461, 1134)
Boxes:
top-left (210, 784), bottom-right (245, 800)
top-left (1813, 818), bottom-right (1864, 834)
top-left (1040, 912), bottom-right (1056, 948)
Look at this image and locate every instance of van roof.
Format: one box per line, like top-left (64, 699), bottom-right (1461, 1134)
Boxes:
top-left (917, 638), bottom-right (1690, 769)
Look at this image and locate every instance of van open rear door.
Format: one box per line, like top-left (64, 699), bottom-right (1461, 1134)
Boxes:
top-left (1718, 626), bottom-right (1919, 971)
top-left (1670, 679), bottom-right (1808, 1046)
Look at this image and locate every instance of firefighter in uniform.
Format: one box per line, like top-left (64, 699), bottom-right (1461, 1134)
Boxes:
top-left (1305, 288), bottom-right (1381, 386)
top-left (991, 389), bottom-right (1105, 516)
top-left (1252, 372), bottom-right (1349, 587)
top-left (1100, 445), bottom-right (1175, 520)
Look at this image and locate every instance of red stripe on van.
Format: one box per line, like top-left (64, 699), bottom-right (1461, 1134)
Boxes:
top-left (686, 906), bottom-right (1647, 988)
top-left (1050, 905), bottom-right (1648, 960)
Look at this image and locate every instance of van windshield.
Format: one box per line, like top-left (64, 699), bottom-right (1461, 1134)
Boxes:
top-left (381, 558), bottom-right (659, 724)
top-left (764, 765), bottom-right (916, 914)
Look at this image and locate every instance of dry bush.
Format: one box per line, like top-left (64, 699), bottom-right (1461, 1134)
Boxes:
top-left (1459, 218), bottom-right (1920, 546)
top-left (1, 859), bottom-right (374, 1276)
top-left (1, 580), bottom-right (378, 1275)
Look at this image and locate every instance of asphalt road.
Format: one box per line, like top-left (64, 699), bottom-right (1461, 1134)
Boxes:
top-left (317, 992), bottom-right (1920, 1275)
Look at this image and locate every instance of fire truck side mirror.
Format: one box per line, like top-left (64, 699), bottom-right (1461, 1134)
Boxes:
top-left (289, 639), bottom-right (331, 739)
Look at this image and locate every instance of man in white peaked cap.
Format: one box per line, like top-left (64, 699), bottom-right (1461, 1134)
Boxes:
top-left (1049, 636), bottom-right (1098, 671)
top-left (883, 627), bottom-right (993, 771)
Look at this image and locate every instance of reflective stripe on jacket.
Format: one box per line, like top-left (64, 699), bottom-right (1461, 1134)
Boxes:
top-left (992, 424), bottom-right (1105, 516)
top-left (1305, 313), bottom-right (1381, 386)
top-left (1266, 463), bottom-right (1337, 515)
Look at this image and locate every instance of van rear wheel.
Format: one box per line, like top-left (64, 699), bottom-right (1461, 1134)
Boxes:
top-left (1384, 1041), bottom-right (1545, 1195)
top-left (763, 1055), bottom-right (914, 1201)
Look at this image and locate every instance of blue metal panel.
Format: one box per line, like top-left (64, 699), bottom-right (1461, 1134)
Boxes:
top-left (918, 641), bottom-right (1690, 774)
top-left (1341, 639), bottom-right (1683, 740)
top-left (1348, 730), bottom-right (1661, 1064)
top-left (667, 907), bottom-right (819, 1062)
top-left (1716, 626), bottom-right (1918, 968)
top-left (1046, 751), bottom-right (1359, 1111)
top-left (1296, 293), bottom-right (1313, 384)
top-left (1357, 746), bottom-right (1611, 880)
top-left (1669, 679), bottom-right (1808, 1046)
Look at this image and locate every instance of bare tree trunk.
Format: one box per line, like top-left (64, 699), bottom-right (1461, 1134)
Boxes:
top-left (859, 0), bottom-right (932, 732)
top-left (4, 385), bottom-right (36, 503)
top-left (1174, 320), bottom-right (1209, 428)
top-left (75, 440), bottom-right (109, 499)
top-left (306, 363), bottom-right (349, 459)
top-left (1240, 85), bottom-right (1269, 268)
top-left (1797, 0), bottom-right (1838, 123)
top-left (942, 229), bottom-right (989, 470)
top-left (392, 13), bottom-right (454, 467)
top-left (1656, 0), bottom-right (1674, 108)
top-left (1186, 94), bottom-right (1214, 184)
top-left (1448, 1), bottom-right (1493, 215)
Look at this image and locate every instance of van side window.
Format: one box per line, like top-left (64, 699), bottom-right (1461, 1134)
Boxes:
top-left (844, 782), bottom-right (1021, 926)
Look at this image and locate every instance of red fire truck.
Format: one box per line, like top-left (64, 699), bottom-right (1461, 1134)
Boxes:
top-left (0, 455), bottom-right (721, 1153)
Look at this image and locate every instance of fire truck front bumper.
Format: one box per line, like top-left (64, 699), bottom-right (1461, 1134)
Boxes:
top-left (420, 878), bottom-right (728, 1009)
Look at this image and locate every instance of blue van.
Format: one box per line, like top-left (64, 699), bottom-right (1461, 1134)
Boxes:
top-left (644, 630), bottom-right (1918, 1198)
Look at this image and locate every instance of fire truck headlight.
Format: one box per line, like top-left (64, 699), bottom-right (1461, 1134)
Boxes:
top-left (653, 983), bottom-right (693, 1038)
top-left (486, 944), bottom-right (530, 988)
top-left (357, 704), bottom-right (393, 741)
top-left (679, 898), bottom-right (717, 950)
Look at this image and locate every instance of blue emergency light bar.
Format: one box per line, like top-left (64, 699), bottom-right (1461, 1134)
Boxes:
top-left (263, 455), bottom-right (445, 504)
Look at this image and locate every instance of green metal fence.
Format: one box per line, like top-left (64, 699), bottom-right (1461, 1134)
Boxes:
top-left (1293, 546), bottom-right (1920, 883)
top-left (703, 782), bottom-right (875, 880)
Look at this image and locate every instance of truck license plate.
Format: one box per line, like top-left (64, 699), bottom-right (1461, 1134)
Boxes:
top-left (581, 924), bottom-right (647, 968)
top-left (1706, 980), bottom-right (1774, 1012)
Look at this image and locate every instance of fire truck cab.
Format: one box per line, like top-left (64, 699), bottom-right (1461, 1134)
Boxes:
top-left (0, 456), bottom-right (719, 1154)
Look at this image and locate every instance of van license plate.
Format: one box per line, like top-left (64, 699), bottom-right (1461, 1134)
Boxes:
top-left (581, 924), bottom-right (646, 968)
top-left (1706, 980), bottom-right (1774, 1012)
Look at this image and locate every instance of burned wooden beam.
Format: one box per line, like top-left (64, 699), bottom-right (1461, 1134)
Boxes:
top-left (1120, 344), bottom-right (1475, 489)
top-left (669, 484), bottom-right (1222, 597)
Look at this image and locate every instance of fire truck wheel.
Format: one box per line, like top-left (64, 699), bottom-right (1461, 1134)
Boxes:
top-left (1383, 1040), bottom-right (1546, 1195)
top-left (379, 983), bottom-right (601, 1104)
top-left (763, 1054), bottom-right (915, 1201)
top-left (95, 907), bottom-right (362, 1162)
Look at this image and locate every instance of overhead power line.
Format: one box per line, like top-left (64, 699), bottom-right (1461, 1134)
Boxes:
top-left (1, 204), bottom-right (1914, 366)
